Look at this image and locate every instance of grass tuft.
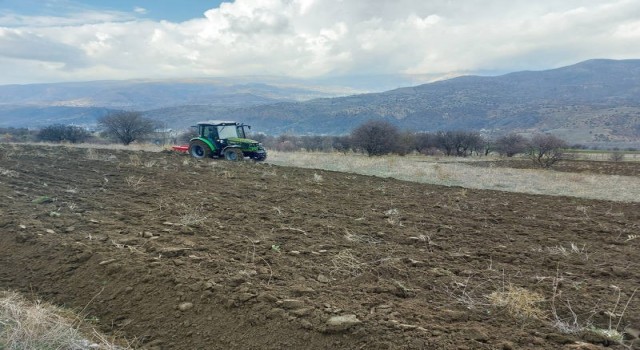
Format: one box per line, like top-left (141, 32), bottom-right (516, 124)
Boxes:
top-left (0, 290), bottom-right (127, 349)
top-left (488, 285), bottom-right (546, 320)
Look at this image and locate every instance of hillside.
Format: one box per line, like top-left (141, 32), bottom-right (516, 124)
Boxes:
top-left (1, 59), bottom-right (639, 144)
top-left (0, 78), bottom-right (351, 128)
top-left (197, 59), bottom-right (639, 142)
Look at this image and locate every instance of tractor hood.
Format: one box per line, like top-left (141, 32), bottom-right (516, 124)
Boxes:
top-left (226, 137), bottom-right (259, 145)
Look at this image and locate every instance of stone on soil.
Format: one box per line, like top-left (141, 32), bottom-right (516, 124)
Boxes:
top-left (325, 314), bottom-right (362, 332)
top-left (178, 302), bottom-right (193, 311)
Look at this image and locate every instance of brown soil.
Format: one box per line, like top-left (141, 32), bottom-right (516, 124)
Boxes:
top-left (468, 158), bottom-right (640, 176)
top-left (1, 144), bottom-right (639, 350)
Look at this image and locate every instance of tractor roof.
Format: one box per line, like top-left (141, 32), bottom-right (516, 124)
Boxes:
top-left (196, 120), bottom-right (238, 126)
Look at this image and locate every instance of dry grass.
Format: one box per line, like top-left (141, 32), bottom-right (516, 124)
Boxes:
top-left (550, 270), bottom-right (638, 344)
top-left (0, 167), bottom-right (19, 178)
top-left (267, 151), bottom-right (640, 202)
top-left (488, 285), bottom-right (546, 320)
top-left (176, 203), bottom-right (209, 227)
top-left (0, 290), bottom-right (127, 349)
top-left (330, 249), bottom-right (368, 277)
top-left (122, 176), bottom-right (144, 192)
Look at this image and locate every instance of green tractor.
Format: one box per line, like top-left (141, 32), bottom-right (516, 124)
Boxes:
top-left (188, 121), bottom-right (267, 161)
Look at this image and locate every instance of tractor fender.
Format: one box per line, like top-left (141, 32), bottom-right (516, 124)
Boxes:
top-left (189, 137), bottom-right (216, 151)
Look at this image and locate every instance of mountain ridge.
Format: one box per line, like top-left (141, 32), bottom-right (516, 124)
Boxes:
top-left (1, 59), bottom-right (639, 145)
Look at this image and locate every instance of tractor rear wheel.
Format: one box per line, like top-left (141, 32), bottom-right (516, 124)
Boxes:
top-left (224, 148), bottom-right (243, 161)
top-left (189, 140), bottom-right (211, 159)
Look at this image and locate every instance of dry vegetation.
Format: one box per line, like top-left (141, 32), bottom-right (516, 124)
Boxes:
top-left (0, 290), bottom-right (128, 349)
top-left (266, 151), bottom-right (640, 202)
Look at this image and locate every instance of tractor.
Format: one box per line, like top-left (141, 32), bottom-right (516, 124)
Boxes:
top-left (187, 121), bottom-right (267, 161)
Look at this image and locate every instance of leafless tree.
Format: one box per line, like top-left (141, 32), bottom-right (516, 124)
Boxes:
top-left (495, 133), bottom-right (529, 157)
top-left (351, 120), bottom-right (400, 156)
top-left (98, 111), bottom-right (155, 145)
top-left (609, 152), bottom-right (625, 162)
top-left (528, 134), bottom-right (567, 168)
top-left (435, 130), bottom-right (484, 157)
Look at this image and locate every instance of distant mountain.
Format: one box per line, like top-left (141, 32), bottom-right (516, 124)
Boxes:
top-left (0, 78), bottom-right (353, 111)
top-left (180, 59), bottom-right (638, 143)
top-left (0, 105), bottom-right (116, 129)
top-left (1, 59), bottom-right (639, 145)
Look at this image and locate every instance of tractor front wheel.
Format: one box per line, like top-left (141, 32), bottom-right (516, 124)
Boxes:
top-left (189, 140), bottom-right (211, 159)
top-left (253, 153), bottom-right (267, 162)
top-left (224, 148), bottom-right (244, 161)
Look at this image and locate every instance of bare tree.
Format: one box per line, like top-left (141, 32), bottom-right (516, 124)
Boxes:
top-left (98, 111), bottom-right (155, 145)
top-left (495, 133), bottom-right (529, 157)
top-left (300, 135), bottom-right (326, 152)
top-left (351, 120), bottom-right (400, 156)
top-left (435, 130), bottom-right (484, 157)
top-left (528, 134), bottom-right (567, 168)
top-left (435, 131), bottom-right (457, 156)
top-left (414, 132), bottom-right (436, 154)
top-left (457, 131), bottom-right (484, 157)
top-left (609, 152), bottom-right (625, 162)
top-left (396, 131), bottom-right (416, 156)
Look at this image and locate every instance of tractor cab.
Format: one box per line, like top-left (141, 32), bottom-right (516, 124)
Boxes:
top-left (188, 120), bottom-right (266, 161)
top-left (199, 122), bottom-right (247, 147)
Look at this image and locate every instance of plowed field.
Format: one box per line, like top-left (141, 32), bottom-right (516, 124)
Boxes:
top-left (1, 144), bottom-right (639, 349)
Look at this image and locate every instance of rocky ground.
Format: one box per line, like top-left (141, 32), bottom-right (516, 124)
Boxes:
top-left (1, 144), bottom-right (639, 349)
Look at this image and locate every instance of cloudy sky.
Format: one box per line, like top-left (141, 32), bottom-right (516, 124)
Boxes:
top-left (1, 0), bottom-right (640, 87)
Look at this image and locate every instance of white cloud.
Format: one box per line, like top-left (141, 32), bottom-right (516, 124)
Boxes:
top-left (1, 0), bottom-right (640, 85)
top-left (133, 7), bottom-right (147, 15)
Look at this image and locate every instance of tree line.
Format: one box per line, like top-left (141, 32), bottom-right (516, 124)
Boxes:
top-left (3, 113), bottom-right (631, 167)
top-left (250, 120), bottom-right (569, 167)
top-left (2, 112), bottom-right (157, 145)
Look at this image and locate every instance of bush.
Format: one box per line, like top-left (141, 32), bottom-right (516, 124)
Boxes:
top-left (37, 124), bottom-right (91, 143)
top-left (0, 127), bottom-right (33, 142)
top-left (528, 134), bottom-right (567, 168)
top-left (300, 136), bottom-right (332, 152)
top-left (331, 135), bottom-right (352, 154)
top-left (609, 152), bottom-right (625, 162)
top-left (351, 120), bottom-right (400, 156)
top-left (273, 134), bottom-right (302, 152)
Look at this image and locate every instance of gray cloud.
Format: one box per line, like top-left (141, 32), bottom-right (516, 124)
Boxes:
top-left (1, 0), bottom-right (640, 84)
top-left (0, 28), bottom-right (87, 67)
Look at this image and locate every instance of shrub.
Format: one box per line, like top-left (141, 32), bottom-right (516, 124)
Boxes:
top-left (37, 124), bottom-right (91, 143)
top-left (331, 135), bottom-right (352, 154)
top-left (528, 134), bottom-right (567, 168)
top-left (609, 152), bottom-right (625, 162)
